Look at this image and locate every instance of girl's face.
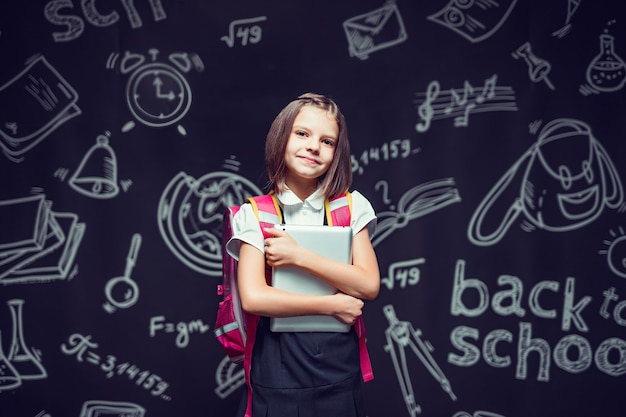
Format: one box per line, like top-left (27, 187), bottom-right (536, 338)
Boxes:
top-left (284, 106), bottom-right (338, 187)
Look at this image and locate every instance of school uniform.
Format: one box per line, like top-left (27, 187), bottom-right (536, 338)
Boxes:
top-left (226, 187), bottom-right (376, 417)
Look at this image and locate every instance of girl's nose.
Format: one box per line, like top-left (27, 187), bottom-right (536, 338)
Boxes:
top-left (306, 137), bottom-right (320, 152)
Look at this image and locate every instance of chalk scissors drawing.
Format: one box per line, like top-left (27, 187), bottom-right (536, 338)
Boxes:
top-left (414, 74), bottom-right (518, 133)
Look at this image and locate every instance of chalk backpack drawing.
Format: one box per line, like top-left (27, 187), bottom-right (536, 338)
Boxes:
top-left (214, 192), bottom-right (374, 415)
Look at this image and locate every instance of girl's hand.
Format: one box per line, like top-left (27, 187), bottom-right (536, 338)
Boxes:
top-left (331, 292), bottom-right (364, 324)
top-left (263, 227), bottom-right (299, 267)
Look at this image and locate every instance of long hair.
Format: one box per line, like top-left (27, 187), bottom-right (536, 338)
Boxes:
top-left (264, 93), bottom-right (352, 199)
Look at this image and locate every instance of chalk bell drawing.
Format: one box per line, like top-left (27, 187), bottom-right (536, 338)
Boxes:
top-left (468, 118), bottom-right (624, 246)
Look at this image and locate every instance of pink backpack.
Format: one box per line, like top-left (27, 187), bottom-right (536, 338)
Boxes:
top-left (214, 192), bottom-right (374, 416)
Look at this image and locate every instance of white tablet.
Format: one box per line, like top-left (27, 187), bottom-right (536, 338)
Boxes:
top-left (270, 224), bottom-right (352, 333)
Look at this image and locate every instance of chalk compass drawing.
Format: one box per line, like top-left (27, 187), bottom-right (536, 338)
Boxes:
top-left (468, 118), bottom-right (624, 246)
top-left (552, 0), bottom-right (582, 38)
top-left (157, 157), bottom-right (263, 277)
top-left (103, 233), bottom-right (142, 313)
top-left (343, 1), bottom-right (407, 60)
top-left (415, 75), bottom-right (518, 133)
top-left (106, 48), bottom-right (204, 135)
top-left (221, 16), bottom-right (267, 47)
top-left (0, 54), bottom-right (81, 162)
top-left (580, 29), bottom-right (626, 95)
top-left (599, 226), bottom-right (626, 279)
top-left (428, 0), bottom-right (518, 43)
top-left (383, 304), bottom-right (457, 416)
top-left (372, 178), bottom-right (461, 248)
top-left (79, 400), bottom-right (146, 417)
top-left (0, 299), bottom-right (47, 392)
top-left (0, 194), bottom-right (85, 285)
top-left (512, 42), bottom-right (555, 90)
top-left (214, 355), bottom-right (245, 399)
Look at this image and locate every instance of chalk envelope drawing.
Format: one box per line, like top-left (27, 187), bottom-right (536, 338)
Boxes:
top-left (0, 55), bottom-right (81, 161)
top-left (468, 118), bottom-right (624, 246)
top-left (343, 2), bottom-right (408, 60)
top-left (428, 0), bottom-right (518, 44)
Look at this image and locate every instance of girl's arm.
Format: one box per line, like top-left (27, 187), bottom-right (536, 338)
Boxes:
top-left (263, 226), bottom-right (380, 300)
top-left (237, 241), bottom-right (365, 323)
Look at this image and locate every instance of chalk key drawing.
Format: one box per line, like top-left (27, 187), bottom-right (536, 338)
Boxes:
top-left (79, 400), bottom-right (146, 417)
top-left (580, 30), bottom-right (626, 95)
top-left (0, 299), bottom-right (46, 392)
top-left (158, 160), bottom-right (263, 277)
top-left (599, 226), bottom-right (626, 279)
top-left (343, 1), bottom-right (407, 60)
top-left (0, 194), bottom-right (85, 285)
top-left (428, 0), bottom-right (518, 43)
top-left (103, 233), bottom-right (142, 313)
top-left (69, 131), bottom-right (120, 199)
top-left (468, 118), bottom-right (624, 246)
top-left (373, 178), bottom-right (461, 248)
top-left (61, 333), bottom-right (171, 400)
top-left (512, 42), bottom-right (555, 90)
top-left (44, 0), bottom-right (167, 42)
top-left (415, 74), bottom-right (518, 133)
top-left (383, 304), bottom-right (456, 417)
top-left (0, 55), bottom-right (81, 162)
top-left (214, 356), bottom-right (245, 399)
top-left (221, 16), bottom-right (267, 47)
top-left (106, 48), bottom-right (204, 135)
top-left (552, 0), bottom-right (582, 38)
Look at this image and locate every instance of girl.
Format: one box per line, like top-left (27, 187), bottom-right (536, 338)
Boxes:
top-left (227, 93), bottom-right (380, 417)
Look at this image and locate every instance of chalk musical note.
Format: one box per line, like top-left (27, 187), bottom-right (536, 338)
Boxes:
top-left (475, 74), bottom-right (498, 104)
top-left (415, 81), bottom-right (439, 133)
top-left (444, 81), bottom-right (474, 115)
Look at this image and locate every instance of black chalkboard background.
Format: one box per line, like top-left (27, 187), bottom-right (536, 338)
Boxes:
top-left (1, 1), bottom-right (626, 416)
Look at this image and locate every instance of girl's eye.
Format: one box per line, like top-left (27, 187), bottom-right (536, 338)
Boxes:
top-left (295, 130), bottom-right (307, 137)
top-left (322, 138), bottom-right (335, 146)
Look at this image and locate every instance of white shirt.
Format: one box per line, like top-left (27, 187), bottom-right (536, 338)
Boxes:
top-left (226, 188), bottom-right (376, 260)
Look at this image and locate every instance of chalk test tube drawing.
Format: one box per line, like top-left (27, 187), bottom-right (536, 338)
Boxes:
top-left (372, 178), bottom-right (461, 248)
top-left (0, 299), bottom-right (47, 392)
top-left (0, 194), bottom-right (85, 285)
top-left (468, 118), bottom-right (624, 246)
top-left (343, 1), bottom-right (408, 60)
top-left (103, 233), bottom-right (142, 313)
top-left (383, 304), bottom-right (457, 416)
top-left (414, 74), bottom-right (518, 133)
top-left (599, 226), bottom-right (626, 279)
top-left (552, 0), bottom-right (582, 38)
top-left (79, 400), bottom-right (146, 417)
top-left (158, 166), bottom-right (263, 277)
top-left (0, 54), bottom-right (81, 162)
top-left (106, 49), bottom-right (204, 135)
top-left (512, 42), bottom-right (555, 90)
top-left (428, 0), bottom-right (518, 44)
top-left (221, 16), bottom-right (267, 47)
top-left (214, 355), bottom-right (245, 399)
top-left (69, 131), bottom-right (120, 199)
top-left (580, 31), bottom-right (626, 95)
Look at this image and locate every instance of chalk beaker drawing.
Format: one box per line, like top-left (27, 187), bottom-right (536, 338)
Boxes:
top-left (7, 299), bottom-right (46, 380)
top-left (0, 330), bottom-right (21, 391)
top-left (586, 33), bottom-right (626, 92)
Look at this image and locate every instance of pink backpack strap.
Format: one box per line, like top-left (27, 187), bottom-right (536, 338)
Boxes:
top-left (246, 194), bottom-right (282, 238)
top-left (325, 191), bottom-right (352, 226)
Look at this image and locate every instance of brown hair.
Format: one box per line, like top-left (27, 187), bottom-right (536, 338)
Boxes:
top-left (264, 93), bottom-right (352, 199)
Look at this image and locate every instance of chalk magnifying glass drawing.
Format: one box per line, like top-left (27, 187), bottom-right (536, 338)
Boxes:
top-left (103, 233), bottom-right (142, 313)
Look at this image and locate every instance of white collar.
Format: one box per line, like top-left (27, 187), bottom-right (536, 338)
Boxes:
top-left (276, 187), bottom-right (325, 210)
